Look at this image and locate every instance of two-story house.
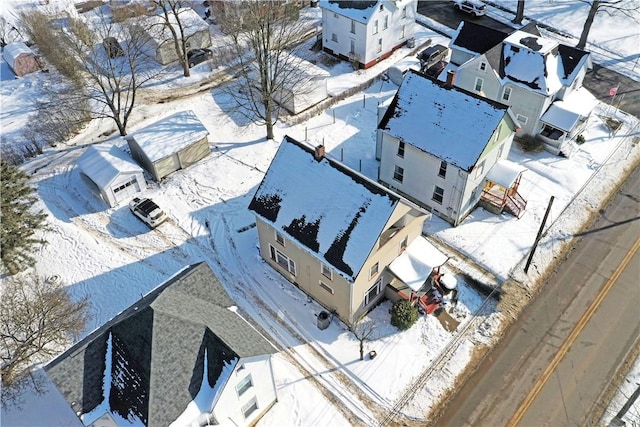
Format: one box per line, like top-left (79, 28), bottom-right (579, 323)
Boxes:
top-left (320, 0), bottom-right (417, 69)
top-left (377, 70), bottom-right (524, 226)
top-left (449, 21), bottom-right (593, 155)
top-left (248, 135), bottom-right (430, 326)
top-left (46, 262), bottom-right (278, 427)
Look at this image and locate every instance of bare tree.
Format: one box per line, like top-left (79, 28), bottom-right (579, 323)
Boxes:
top-left (152, 0), bottom-right (199, 77)
top-left (351, 315), bottom-right (377, 361)
top-left (214, 0), bottom-right (316, 140)
top-left (0, 273), bottom-right (90, 392)
top-left (21, 10), bottom-right (161, 136)
top-left (576, 0), bottom-right (639, 49)
top-left (513, 0), bottom-right (525, 25)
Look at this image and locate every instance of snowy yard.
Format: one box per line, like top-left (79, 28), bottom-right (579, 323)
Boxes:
top-left (1, 0), bottom-right (639, 425)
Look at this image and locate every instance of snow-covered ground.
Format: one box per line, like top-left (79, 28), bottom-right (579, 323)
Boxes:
top-left (1, 1), bottom-right (639, 426)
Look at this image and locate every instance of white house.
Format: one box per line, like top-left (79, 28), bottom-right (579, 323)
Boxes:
top-left (377, 70), bottom-right (524, 226)
top-left (77, 143), bottom-right (146, 207)
top-left (320, 0), bottom-right (417, 69)
top-left (136, 7), bottom-right (211, 65)
top-left (46, 262), bottom-right (278, 427)
top-left (449, 22), bottom-right (593, 155)
top-left (126, 110), bottom-right (210, 181)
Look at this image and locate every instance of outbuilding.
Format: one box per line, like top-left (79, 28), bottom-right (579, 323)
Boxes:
top-left (77, 143), bottom-right (146, 207)
top-left (126, 110), bottom-right (210, 181)
top-left (3, 42), bottom-right (41, 77)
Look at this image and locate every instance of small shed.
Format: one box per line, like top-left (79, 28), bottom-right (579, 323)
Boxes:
top-left (3, 42), bottom-right (41, 77)
top-left (126, 110), bottom-right (210, 181)
top-left (77, 143), bottom-right (146, 207)
top-left (274, 58), bottom-right (330, 114)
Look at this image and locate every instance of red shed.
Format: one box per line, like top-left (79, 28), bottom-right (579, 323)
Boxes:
top-left (3, 42), bottom-right (41, 77)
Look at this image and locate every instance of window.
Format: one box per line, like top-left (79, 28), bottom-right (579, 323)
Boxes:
top-left (236, 374), bottom-right (253, 396)
top-left (475, 160), bottom-right (485, 178)
top-left (516, 114), bottom-right (528, 125)
top-left (275, 231), bottom-right (285, 246)
top-left (510, 45), bottom-right (520, 53)
top-left (474, 77), bottom-right (484, 92)
top-left (364, 277), bottom-right (383, 306)
top-left (321, 263), bottom-right (332, 280)
top-left (495, 123), bottom-right (502, 142)
top-left (242, 398), bottom-right (258, 419)
top-left (393, 165), bottom-right (404, 183)
top-left (377, 38), bottom-right (382, 53)
top-left (479, 61), bottom-right (487, 71)
top-left (497, 143), bottom-right (504, 159)
top-left (400, 25), bottom-right (405, 39)
top-left (350, 40), bottom-right (355, 54)
top-left (331, 33), bottom-right (337, 42)
top-left (400, 236), bottom-right (408, 253)
top-left (319, 281), bottom-right (334, 294)
top-left (432, 186), bottom-right (444, 204)
top-left (383, 15), bottom-right (388, 30)
top-left (502, 87), bottom-right (512, 102)
top-left (373, 20), bottom-right (378, 34)
top-left (397, 141), bottom-right (405, 158)
top-left (333, 12), bottom-right (338, 18)
top-left (402, 6), bottom-right (407, 17)
top-left (350, 19), bottom-right (355, 33)
top-left (369, 262), bottom-right (379, 279)
top-left (269, 245), bottom-right (296, 275)
top-left (438, 161), bottom-right (447, 178)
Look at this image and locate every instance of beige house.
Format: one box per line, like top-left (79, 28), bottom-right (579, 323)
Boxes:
top-left (248, 136), bottom-right (430, 327)
top-left (126, 110), bottom-right (210, 181)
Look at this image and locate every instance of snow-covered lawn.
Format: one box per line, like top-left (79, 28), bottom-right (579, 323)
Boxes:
top-left (1, 1), bottom-right (639, 425)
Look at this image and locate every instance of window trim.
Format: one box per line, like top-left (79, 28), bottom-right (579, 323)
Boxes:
top-left (350, 39), bottom-right (355, 54)
top-left (269, 245), bottom-right (296, 275)
top-left (474, 77), bottom-right (484, 92)
top-left (236, 374), bottom-right (253, 397)
top-left (377, 38), bottom-right (382, 53)
top-left (383, 15), bottom-right (388, 30)
top-left (438, 161), bottom-right (447, 178)
top-left (502, 86), bottom-right (512, 102)
top-left (364, 277), bottom-right (383, 306)
top-left (475, 160), bottom-right (486, 179)
top-left (479, 61), bottom-right (487, 71)
top-left (393, 165), bottom-right (404, 183)
top-left (516, 114), bottom-right (528, 125)
top-left (242, 397), bottom-right (259, 419)
top-left (321, 263), bottom-right (333, 280)
top-left (369, 262), bottom-right (379, 280)
top-left (400, 236), bottom-right (408, 253)
top-left (432, 186), bottom-right (444, 204)
top-left (397, 141), bottom-right (405, 158)
top-left (373, 19), bottom-right (379, 34)
top-left (331, 33), bottom-right (337, 42)
top-left (275, 231), bottom-right (285, 246)
top-left (350, 19), bottom-right (355, 34)
top-left (319, 281), bottom-right (334, 295)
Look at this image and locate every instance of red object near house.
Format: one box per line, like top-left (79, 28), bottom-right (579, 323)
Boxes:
top-left (3, 42), bottom-right (41, 77)
top-left (609, 86), bottom-right (618, 96)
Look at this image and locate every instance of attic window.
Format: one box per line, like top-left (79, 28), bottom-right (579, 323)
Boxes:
top-left (236, 374), bottom-right (253, 397)
top-left (510, 45), bottom-right (520, 53)
top-left (397, 141), bottom-right (405, 158)
top-left (380, 4), bottom-right (383, 11)
top-left (275, 231), bottom-right (285, 246)
top-left (321, 263), bottom-right (333, 280)
top-left (502, 87), bottom-right (512, 102)
top-left (479, 62), bottom-right (487, 71)
top-left (438, 161), bottom-right (447, 178)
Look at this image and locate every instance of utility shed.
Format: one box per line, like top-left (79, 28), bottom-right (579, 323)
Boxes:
top-left (3, 42), bottom-right (41, 76)
top-left (126, 110), bottom-right (210, 181)
top-left (77, 143), bottom-right (146, 207)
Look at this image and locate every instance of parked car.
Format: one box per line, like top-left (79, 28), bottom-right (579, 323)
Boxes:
top-left (452, 0), bottom-right (487, 17)
top-left (417, 44), bottom-right (449, 70)
top-left (187, 48), bottom-right (213, 68)
top-left (425, 60), bottom-right (448, 79)
top-left (129, 197), bottom-right (167, 228)
top-left (103, 37), bottom-right (124, 58)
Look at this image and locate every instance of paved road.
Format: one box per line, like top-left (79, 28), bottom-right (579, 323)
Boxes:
top-left (416, 1), bottom-right (640, 119)
top-left (436, 166), bottom-right (640, 426)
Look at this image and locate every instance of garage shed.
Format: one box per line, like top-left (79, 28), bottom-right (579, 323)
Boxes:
top-left (126, 110), bottom-right (210, 181)
top-left (3, 42), bottom-right (41, 77)
top-left (77, 144), bottom-right (146, 207)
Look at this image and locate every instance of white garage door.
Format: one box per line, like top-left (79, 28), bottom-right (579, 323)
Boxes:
top-left (112, 176), bottom-right (140, 203)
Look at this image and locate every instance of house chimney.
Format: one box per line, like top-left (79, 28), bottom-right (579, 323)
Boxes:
top-left (445, 70), bottom-right (456, 88)
top-left (314, 144), bottom-right (325, 160)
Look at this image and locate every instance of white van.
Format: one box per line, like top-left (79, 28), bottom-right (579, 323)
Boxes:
top-left (387, 57), bottom-right (421, 86)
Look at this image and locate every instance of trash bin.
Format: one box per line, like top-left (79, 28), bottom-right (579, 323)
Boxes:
top-left (406, 37), bottom-right (415, 48)
top-left (317, 311), bottom-right (330, 330)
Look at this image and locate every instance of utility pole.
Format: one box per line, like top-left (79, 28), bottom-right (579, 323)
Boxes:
top-left (524, 196), bottom-right (554, 274)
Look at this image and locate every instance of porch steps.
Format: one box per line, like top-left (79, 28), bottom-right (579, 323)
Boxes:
top-left (559, 140), bottom-right (580, 158)
top-left (505, 191), bottom-right (527, 218)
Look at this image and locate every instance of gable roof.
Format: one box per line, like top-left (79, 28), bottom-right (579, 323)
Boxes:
top-left (378, 70), bottom-right (511, 171)
top-left (499, 30), bottom-right (590, 95)
top-left (77, 143), bottom-right (143, 188)
top-left (138, 7), bottom-right (209, 44)
top-left (3, 42), bottom-right (36, 68)
top-left (319, 0), bottom-right (379, 23)
top-left (46, 262), bottom-right (276, 426)
top-left (249, 136), bottom-right (401, 281)
top-left (450, 21), bottom-right (510, 56)
top-left (128, 110), bottom-right (209, 162)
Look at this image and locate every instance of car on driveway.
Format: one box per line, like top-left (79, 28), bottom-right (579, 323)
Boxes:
top-left (425, 60), bottom-right (448, 79)
top-left (129, 197), bottom-right (167, 228)
top-left (417, 44), bottom-right (449, 71)
top-left (187, 48), bottom-right (213, 68)
top-left (452, 0), bottom-right (487, 17)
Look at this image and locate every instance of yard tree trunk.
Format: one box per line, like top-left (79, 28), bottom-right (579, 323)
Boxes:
top-left (577, 0), bottom-right (599, 49)
top-left (351, 315), bottom-right (376, 362)
top-left (153, 0), bottom-right (192, 78)
top-left (513, 0), bottom-right (525, 25)
top-left (577, 0), bottom-right (639, 50)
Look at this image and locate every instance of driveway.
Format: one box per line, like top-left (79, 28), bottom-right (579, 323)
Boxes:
top-left (416, 0), bottom-right (640, 119)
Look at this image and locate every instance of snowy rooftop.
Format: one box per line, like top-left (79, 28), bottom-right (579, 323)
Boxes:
top-left (249, 136), bottom-right (400, 281)
top-left (319, 0), bottom-right (378, 23)
top-left (485, 159), bottom-right (526, 188)
top-left (379, 70), bottom-right (510, 170)
top-left (540, 87), bottom-right (599, 132)
top-left (2, 42), bottom-right (35, 68)
top-left (77, 143), bottom-right (142, 188)
top-left (128, 110), bottom-right (209, 162)
top-left (137, 8), bottom-right (209, 43)
top-left (388, 236), bottom-right (448, 292)
top-left (504, 30), bottom-right (558, 54)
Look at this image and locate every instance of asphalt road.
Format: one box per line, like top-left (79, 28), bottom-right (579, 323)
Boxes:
top-left (416, 1), bottom-right (640, 119)
top-left (436, 165), bottom-right (640, 426)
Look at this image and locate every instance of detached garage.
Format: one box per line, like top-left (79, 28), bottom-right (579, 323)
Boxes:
top-left (77, 144), bottom-right (146, 207)
top-left (3, 42), bottom-right (41, 77)
top-left (126, 110), bottom-right (210, 181)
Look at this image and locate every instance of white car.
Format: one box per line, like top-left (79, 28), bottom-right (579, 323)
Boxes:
top-left (129, 197), bottom-right (167, 228)
top-left (452, 0), bottom-right (487, 17)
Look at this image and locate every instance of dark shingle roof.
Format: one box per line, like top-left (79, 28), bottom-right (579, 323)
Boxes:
top-left (45, 262), bottom-right (276, 426)
top-left (450, 20), bottom-right (510, 55)
top-left (558, 44), bottom-right (590, 79)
